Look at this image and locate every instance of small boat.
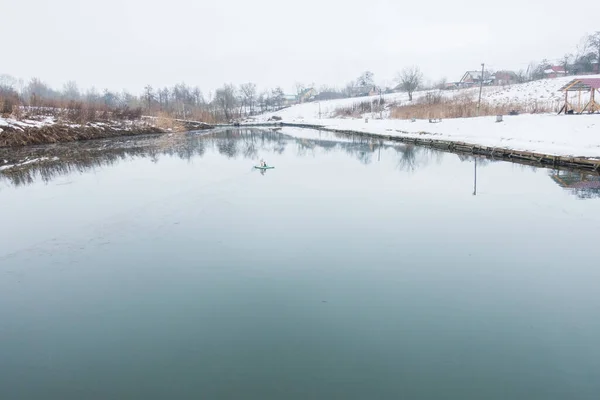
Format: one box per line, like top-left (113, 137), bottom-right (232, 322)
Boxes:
top-left (254, 165), bottom-right (275, 170)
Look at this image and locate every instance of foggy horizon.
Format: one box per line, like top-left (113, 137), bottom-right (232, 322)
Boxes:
top-left (2, 0), bottom-right (598, 96)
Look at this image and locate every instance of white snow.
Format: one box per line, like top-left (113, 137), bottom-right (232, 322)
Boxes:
top-left (253, 75), bottom-right (599, 122)
top-left (0, 116), bottom-right (57, 131)
top-left (246, 76), bottom-right (600, 159)
top-left (271, 115), bottom-right (599, 158)
top-left (0, 115), bottom-right (150, 134)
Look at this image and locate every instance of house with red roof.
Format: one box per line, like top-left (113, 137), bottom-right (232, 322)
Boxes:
top-left (544, 66), bottom-right (567, 79)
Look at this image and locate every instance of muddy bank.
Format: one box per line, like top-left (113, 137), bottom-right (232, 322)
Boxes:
top-left (0, 120), bottom-right (166, 148)
top-left (0, 116), bottom-right (215, 148)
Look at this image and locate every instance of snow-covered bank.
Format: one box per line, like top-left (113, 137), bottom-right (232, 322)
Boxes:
top-left (0, 115), bottom-right (165, 147)
top-left (262, 114), bottom-right (600, 159)
top-left (243, 76), bottom-right (600, 159)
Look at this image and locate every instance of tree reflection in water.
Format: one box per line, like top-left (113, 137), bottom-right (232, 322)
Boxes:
top-left (1, 128), bottom-right (598, 199)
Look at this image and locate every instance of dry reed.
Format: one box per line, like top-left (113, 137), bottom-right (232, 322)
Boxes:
top-left (390, 92), bottom-right (558, 120)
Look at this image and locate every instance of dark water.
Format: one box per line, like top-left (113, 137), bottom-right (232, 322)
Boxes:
top-left (1, 128), bottom-right (600, 399)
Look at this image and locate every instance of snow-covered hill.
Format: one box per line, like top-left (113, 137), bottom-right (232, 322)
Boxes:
top-left (243, 76), bottom-right (600, 159)
top-left (251, 75), bottom-right (598, 122)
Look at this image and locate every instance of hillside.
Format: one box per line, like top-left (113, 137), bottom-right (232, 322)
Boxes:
top-left (244, 76), bottom-right (600, 160)
top-left (251, 75), bottom-right (598, 122)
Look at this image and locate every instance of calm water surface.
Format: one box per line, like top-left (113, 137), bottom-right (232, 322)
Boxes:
top-left (1, 128), bottom-right (599, 399)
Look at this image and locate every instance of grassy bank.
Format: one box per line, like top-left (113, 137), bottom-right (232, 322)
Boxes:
top-left (0, 113), bottom-right (213, 148)
top-left (0, 118), bottom-right (164, 147)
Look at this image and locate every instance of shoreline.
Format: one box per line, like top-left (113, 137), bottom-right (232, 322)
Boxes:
top-left (233, 120), bottom-right (600, 173)
top-left (0, 116), bottom-right (214, 148)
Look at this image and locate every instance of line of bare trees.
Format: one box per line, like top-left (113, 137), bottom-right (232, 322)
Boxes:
top-left (0, 74), bottom-right (299, 123)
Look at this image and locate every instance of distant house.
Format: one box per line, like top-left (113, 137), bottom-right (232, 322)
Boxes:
top-left (444, 82), bottom-right (459, 90)
top-left (458, 70), bottom-right (494, 87)
top-left (297, 88), bottom-right (317, 103)
top-left (282, 94), bottom-right (297, 106)
top-left (351, 86), bottom-right (379, 97)
top-left (494, 71), bottom-right (518, 86)
top-left (313, 91), bottom-right (345, 101)
top-left (544, 66), bottom-right (566, 79)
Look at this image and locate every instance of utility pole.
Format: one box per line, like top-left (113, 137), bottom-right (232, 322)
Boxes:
top-left (477, 63), bottom-right (485, 116)
top-left (379, 87), bottom-right (383, 119)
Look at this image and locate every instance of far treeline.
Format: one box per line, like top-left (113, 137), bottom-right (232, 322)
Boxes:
top-left (1, 32), bottom-right (599, 124)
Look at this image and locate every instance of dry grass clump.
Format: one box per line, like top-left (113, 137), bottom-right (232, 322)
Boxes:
top-left (333, 99), bottom-right (386, 118)
top-left (390, 92), bottom-right (556, 119)
top-left (153, 113), bottom-right (187, 132)
top-left (0, 121), bottom-right (163, 148)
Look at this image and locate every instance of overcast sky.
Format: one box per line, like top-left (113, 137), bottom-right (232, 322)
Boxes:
top-left (2, 0), bottom-right (597, 96)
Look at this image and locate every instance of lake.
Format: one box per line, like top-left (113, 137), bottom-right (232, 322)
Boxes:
top-left (1, 128), bottom-right (600, 399)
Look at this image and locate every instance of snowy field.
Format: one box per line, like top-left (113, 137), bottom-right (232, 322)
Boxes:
top-left (246, 76), bottom-right (600, 159)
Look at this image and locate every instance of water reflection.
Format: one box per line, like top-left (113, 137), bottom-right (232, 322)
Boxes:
top-left (1, 128), bottom-right (599, 199)
top-left (0, 128), bottom-right (432, 186)
top-left (550, 170), bottom-right (600, 199)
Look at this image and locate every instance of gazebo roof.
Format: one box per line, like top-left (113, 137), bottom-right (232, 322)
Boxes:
top-left (560, 78), bottom-right (600, 92)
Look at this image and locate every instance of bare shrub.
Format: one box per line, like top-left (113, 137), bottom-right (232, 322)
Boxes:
top-left (67, 101), bottom-right (85, 123)
top-left (113, 106), bottom-right (142, 121)
top-left (0, 87), bottom-right (21, 117)
top-left (84, 103), bottom-right (97, 121)
top-left (333, 99), bottom-right (383, 118)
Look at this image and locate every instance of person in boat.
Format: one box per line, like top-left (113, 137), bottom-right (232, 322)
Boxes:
top-left (260, 159), bottom-right (266, 167)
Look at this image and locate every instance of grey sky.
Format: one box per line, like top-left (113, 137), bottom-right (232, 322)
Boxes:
top-left (2, 0), bottom-right (597, 95)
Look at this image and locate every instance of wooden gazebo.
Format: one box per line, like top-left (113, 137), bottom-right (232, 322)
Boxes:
top-left (558, 78), bottom-right (600, 114)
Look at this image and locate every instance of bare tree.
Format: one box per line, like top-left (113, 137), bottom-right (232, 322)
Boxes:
top-left (103, 89), bottom-right (119, 107)
top-left (434, 77), bottom-right (447, 90)
top-left (158, 87), bottom-right (170, 110)
top-left (356, 71), bottom-right (375, 87)
top-left (143, 85), bottom-right (155, 109)
top-left (25, 78), bottom-right (58, 105)
top-left (295, 82), bottom-right (306, 97)
top-left (530, 59), bottom-right (550, 81)
top-left (587, 31), bottom-right (600, 67)
top-left (192, 87), bottom-right (204, 106)
top-left (85, 87), bottom-right (100, 105)
top-left (271, 87), bottom-right (285, 109)
top-left (0, 75), bottom-right (20, 115)
top-left (214, 84), bottom-right (237, 121)
top-left (257, 91), bottom-right (268, 113)
top-left (0, 74), bottom-right (18, 91)
top-left (62, 81), bottom-right (80, 100)
top-left (396, 67), bottom-right (423, 101)
top-left (240, 82), bottom-right (257, 115)
top-left (515, 69), bottom-right (528, 83)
